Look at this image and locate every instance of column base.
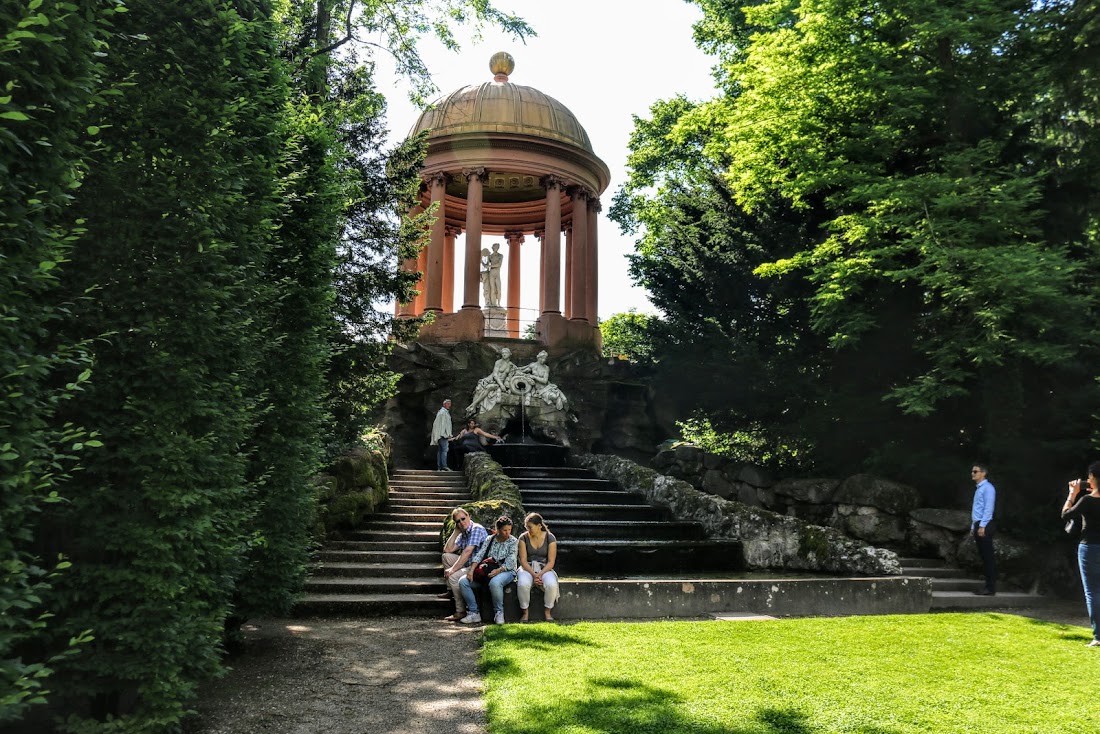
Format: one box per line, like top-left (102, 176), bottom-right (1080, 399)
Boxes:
top-left (415, 309), bottom-right (485, 343)
top-left (537, 313), bottom-right (602, 352)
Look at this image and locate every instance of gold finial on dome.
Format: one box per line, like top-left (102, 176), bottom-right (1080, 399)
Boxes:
top-left (490, 51), bottom-right (515, 82)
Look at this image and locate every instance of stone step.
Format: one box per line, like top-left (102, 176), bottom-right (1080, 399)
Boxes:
top-left (313, 561), bottom-right (440, 578)
top-left (369, 512), bottom-right (448, 523)
top-left (317, 549), bottom-right (440, 564)
top-left (931, 591), bottom-right (1048, 610)
top-left (520, 489), bottom-right (647, 505)
top-left (521, 503), bottom-right (669, 521)
top-left (513, 477), bottom-right (616, 491)
top-left (900, 566), bottom-right (967, 579)
top-left (505, 467), bottom-right (595, 479)
top-left (357, 520), bottom-right (443, 533)
top-left (328, 540), bottom-right (440, 552)
top-left (545, 519), bottom-right (706, 541)
top-left (556, 539), bottom-right (744, 574)
top-left (384, 502), bottom-right (456, 512)
top-left (388, 491), bottom-right (469, 502)
top-left (348, 529), bottom-right (440, 542)
top-left (388, 478), bottom-right (466, 488)
top-left (294, 593), bottom-right (452, 617)
top-left (304, 577), bottom-right (446, 594)
top-left (931, 578), bottom-right (985, 592)
top-left (897, 557), bottom-right (948, 568)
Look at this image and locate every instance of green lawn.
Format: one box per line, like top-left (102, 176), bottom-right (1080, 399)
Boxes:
top-left (480, 613), bottom-right (1095, 734)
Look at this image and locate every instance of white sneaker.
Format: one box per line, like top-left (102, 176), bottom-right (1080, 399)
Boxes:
top-left (494, 611), bottom-right (504, 625)
top-left (460, 612), bottom-right (481, 624)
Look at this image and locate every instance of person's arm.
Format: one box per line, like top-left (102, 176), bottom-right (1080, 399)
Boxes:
top-left (443, 528), bottom-right (461, 554)
top-left (539, 539), bottom-right (557, 577)
top-left (467, 534), bottom-right (491, 579)
top-left (1063, 481), bottom-right (1086, 519)
top-left (518, 536), bottom-right (532, 575)
top-left (980, 485), bottom-right (995, 527)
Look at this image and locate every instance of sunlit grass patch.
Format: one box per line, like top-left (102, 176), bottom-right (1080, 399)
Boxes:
top-left (481, 614), bottom-right (1093, 734)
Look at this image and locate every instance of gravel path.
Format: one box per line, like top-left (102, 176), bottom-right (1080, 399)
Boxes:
top-left (185, 603), bottom-right (1093, 734)
top-left (186, 617), bottom-right (486, 734)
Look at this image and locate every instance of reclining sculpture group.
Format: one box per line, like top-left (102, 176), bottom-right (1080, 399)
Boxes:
top-left (466, 348), bottom-right (569, 417)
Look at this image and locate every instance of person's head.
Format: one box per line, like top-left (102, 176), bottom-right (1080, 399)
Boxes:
top-left (495, 515), bottom-right (514, 540)
top-left (442, 398), bottom-right (452, 409)
top-left (500, 348), bottom-right (511, 359)
top-left (536, 350), bottom-right (548, 363)
top-left (481, 247), bottom-right (490, 257)
top-left (492, 243), bottom-right (500, 252)
top-left (1087, 461), bottom-right (1100, 488)
top-left (451, 508), bottom-right (472, 529)
top-left (971, 463), bottom-right (989, 483)
top-left (524, 512), bottom-right (548, 533)
top-left (466, 419), bottom-right (477, 430)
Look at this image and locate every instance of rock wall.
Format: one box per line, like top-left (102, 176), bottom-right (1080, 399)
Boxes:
top-left (656, 444), bottom-right (1073, 594)
top-left (316, 438), bottom-right (391, 538)
top-left (578, 453), bottom-right (901, 576)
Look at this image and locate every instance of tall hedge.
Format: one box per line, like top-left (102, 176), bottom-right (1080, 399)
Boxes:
top-left (42, 1), bottom-right (289, 729)
top-left (0, 0), bottom-right (121, 723)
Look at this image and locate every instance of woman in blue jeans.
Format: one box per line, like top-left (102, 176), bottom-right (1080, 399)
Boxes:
top-left (1062, 461), bottom-right (1100, 647)
top-left (459, 516), bottom-right (519, 625)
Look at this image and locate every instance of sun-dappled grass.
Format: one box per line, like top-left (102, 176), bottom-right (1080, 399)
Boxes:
top-left (480, 613), bottom-right (1095, 734)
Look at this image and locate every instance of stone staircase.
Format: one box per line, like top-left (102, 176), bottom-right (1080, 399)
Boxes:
top-left (294, 469), bottom-right (463, 616)
top-left (899, 556), bottom-right (1045, 610)
top-left (506, 466), bottom-right (744, 574)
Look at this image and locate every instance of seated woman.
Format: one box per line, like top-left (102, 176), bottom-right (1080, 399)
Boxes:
top-left (449, 419), bottom-right (502, 468)
top-left (516, 512), bottom-right (559, 622)
top-left (459, 516), bottom-right (519, 625)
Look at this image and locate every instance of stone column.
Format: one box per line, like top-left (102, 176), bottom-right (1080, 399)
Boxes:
top-left (586, 198), bottom-right (600, 325)
top-left (462, 168), bottom-right (487, 310)
top-left (424, 173), bottom-right (448, 313)
top-left (397, 204), bottom-right (423, 317)
top-left (414, 246), bottom-right (428, 315)
top-left (541, 176), bottom-right (564, 315)
top-left (505, 231), bottom-right (524, 337)
top-left (563, 224), bottom-right (574, 320)
top-left (534, 229), bottom-right (545, 313)
top-left (443, 226), bottom-right (459, 313)
top-left (568, 187), bottom-right (588, 322)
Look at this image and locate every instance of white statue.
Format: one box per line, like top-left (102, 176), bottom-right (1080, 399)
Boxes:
top-left (518, 350), bottom-right (567, 410)
top-left (481, 242), bottom-right (503, 307)
top-left (467, 347), bottom-right (515, 415)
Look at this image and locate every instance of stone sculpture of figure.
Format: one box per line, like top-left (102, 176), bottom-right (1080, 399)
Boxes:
top-left (480, 247), bottom-right (492, 306)
top-left (487, 243), bottom-right (504, 307)
top-left (467, 348), bottom-right (515, 416)
top-left (517, 350), bottom-right (567, 411)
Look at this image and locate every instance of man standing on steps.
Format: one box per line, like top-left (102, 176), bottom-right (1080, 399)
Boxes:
top-left (441, 508), bottom-right (487, 621)
top-left (431, 399), bottom-right (454, 471)
top-left (970, 463), bottom-right (997, 596)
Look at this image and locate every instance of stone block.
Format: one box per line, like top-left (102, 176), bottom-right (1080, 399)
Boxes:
top-left (834, 474), bottom-right (921, 515)
top-left (842, 511), bottom-right (906, 544)
top-left (736, 464), bottom-right (774, 488)
top-left (702, 469), bottom-right (736, 498)
top-left (771, 478), bottom-right (839, 504)
top-left (909, 508), bottom-right (971, 532)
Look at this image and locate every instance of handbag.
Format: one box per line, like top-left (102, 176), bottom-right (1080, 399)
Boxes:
top-left (1065, 517), bottom-right (1080, 535)
top-left (472, 556), bottom-right (500, 583)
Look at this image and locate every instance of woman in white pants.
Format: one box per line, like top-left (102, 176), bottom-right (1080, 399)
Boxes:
top-left (517, 512), bottom-right (559, 621)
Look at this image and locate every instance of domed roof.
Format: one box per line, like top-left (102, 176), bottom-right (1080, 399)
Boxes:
top-left (410, 56), bottom-right (593, 153)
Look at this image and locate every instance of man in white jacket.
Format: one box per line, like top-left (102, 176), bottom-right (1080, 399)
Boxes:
top-left (431, 399), bottom-right (454, 471)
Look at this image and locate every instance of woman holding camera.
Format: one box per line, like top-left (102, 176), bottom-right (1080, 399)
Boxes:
top-left (517, 512), bottom-right (559, 622)
top-left (1062, 461), bottom-right (1100, 647)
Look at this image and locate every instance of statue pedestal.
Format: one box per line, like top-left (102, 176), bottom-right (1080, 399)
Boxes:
top-left (483, 307), bottom-right (509, 338)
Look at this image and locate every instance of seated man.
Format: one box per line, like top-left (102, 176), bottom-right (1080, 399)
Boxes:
top-left (440, 508), bottom-right (487, 621)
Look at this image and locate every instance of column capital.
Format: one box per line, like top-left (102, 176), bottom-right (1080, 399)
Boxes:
top-left (541, 174), bottom-right (568, 191)
top-left (504, 230), bottom-right (526, 245)
top-left (533, 229), bottom-right (545, 240)
top-left (588, 197), bottom-right (603, 213)
top-left (425, 172), bottom-right (451, 187)
top-left (463, 167), bottom-right (489, 182)
top-left (445, 225), bottom-right (463, 237)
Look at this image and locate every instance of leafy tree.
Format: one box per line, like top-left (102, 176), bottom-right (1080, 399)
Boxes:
top-left (615, 0), bottom-right (1100, 497)
top-left (0, 0), bottom-right (120, 722)
top-left (600, 310), bottom-right (658, 363)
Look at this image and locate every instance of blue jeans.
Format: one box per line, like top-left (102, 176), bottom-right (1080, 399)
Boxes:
top-left (436, 437), bottom-right (449, 470)
top-left (459, 570), bottom-right (516, 615)
top-left (1079, 543), bottom-right (1100, 641)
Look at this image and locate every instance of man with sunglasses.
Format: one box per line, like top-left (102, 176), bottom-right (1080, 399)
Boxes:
top-left (441, 508), bottom-right (487, 621)
top-left (970, 463), bottom-right (997, 596)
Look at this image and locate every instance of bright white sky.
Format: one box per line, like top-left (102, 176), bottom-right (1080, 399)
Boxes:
top-left (375, 0), bottom-right (719, 324)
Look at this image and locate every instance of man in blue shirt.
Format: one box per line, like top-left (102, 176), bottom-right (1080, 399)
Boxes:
top-left (970, 463), bottom-right (997, 596)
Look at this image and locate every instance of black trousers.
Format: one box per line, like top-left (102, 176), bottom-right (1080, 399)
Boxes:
top-left (973, 521), bottom-right (996, 592)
